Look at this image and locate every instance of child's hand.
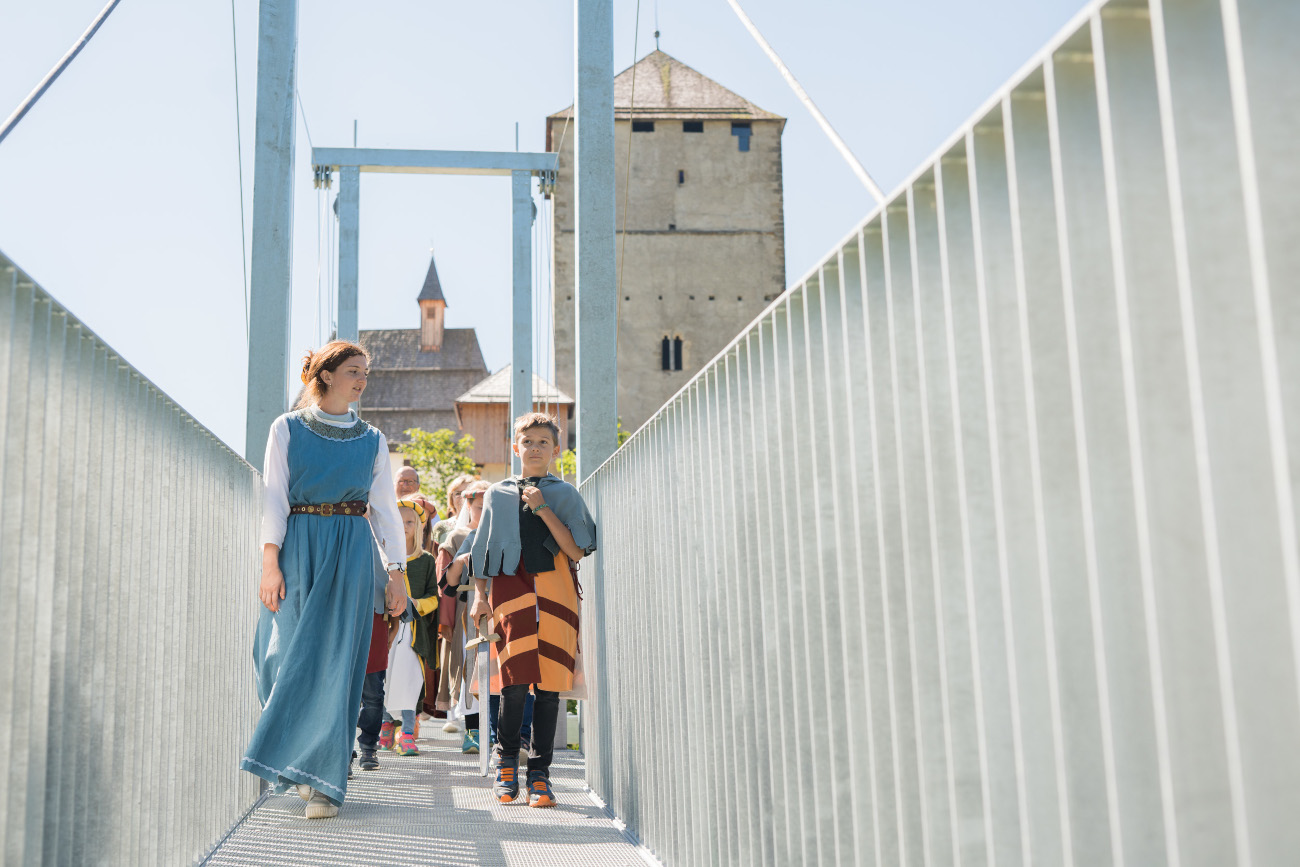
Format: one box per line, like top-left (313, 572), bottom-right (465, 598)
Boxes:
top-left (470, 592), bottom-right (492, 623)
top-left (259, 565), bottom-right (285, 612)
top-left (521, 486), bottom-right (545, 511)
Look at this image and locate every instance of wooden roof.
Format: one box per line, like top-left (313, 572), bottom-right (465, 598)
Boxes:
top-left (549, 50), bottom-right (783, 123)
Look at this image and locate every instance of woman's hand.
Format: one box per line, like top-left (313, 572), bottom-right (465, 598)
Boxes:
top-left (385, 569), bottom-right (408, 617)
top-left (260, 544), bottom-right (285, 612)
top-left (259, 565), bottom-right (285, 612)
top-left (521, 485), bottom-right (545, 511)
top-left (470, 591), bottom-right (491, 623)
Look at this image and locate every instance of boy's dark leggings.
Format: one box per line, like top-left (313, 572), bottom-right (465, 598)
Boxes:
top-left (496, 685), bottom-right (559, 775)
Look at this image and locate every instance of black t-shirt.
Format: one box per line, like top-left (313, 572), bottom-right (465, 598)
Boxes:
top-left (518, 477), bottom-right (558, 573)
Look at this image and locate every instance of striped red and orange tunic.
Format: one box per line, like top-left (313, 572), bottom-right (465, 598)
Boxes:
top-left (488, 551), bottom-right (580, 692)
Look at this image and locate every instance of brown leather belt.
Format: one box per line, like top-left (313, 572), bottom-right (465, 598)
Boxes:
top-left (290, 500), bottom-right (367, 517)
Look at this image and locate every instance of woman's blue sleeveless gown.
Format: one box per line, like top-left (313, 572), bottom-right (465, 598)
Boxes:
top-left (240, 411), bottom-right (380, 805)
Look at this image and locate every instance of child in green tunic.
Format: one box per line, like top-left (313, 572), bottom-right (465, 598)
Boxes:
top-left (382, 501), bottom-right (439, 756)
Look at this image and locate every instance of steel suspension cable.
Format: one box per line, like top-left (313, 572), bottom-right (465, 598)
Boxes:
top-left (229, 0), bottom-right (250, 345)
top-left (723, 0), bottom-right (885, 204)
top-left (0, 0), bottom-right (125, 146)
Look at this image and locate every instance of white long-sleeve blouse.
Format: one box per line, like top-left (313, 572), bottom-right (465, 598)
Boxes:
top-left (259, 406), bottom-right (406, 569)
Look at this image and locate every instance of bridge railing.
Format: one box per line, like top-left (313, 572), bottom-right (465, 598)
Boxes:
top-left (580, 0), bottom-right (1300, 864)
top-left (0, 250), bottom-right (263, 865)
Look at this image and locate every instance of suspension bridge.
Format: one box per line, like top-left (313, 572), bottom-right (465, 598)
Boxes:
top-left (4, 0), bottom-right (1299, 864)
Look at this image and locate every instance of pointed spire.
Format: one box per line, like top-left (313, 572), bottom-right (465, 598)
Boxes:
top-left (418, 252), bottom-right (447, 352)
top-left (417, 254), bottom-right (446, 304)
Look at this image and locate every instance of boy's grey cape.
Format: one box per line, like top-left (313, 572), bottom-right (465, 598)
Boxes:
top-left (470, 475), bottom-right (597, 579)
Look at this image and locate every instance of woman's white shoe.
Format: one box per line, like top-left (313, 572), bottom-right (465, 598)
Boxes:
top-left (442, 721), bottom-right (460, 733)
top-left (296, 784), bottom-right (313, 802)
top-left (305, 790), bottom-right (339, 819)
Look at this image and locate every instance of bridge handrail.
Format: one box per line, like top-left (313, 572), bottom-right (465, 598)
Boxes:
top-left (579, 0), bottom-right (1300, 863)
top-left (0, 249), bottom-right (263, 865)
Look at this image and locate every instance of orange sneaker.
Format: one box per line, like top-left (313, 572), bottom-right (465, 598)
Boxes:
top-left (527, 772), bottom-right (555, 808)
top-left (494, 756), bottom-right (519, 803)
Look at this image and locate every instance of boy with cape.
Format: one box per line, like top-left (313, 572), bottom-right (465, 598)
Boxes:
top-left (469, 413), bottom-right (597, 807)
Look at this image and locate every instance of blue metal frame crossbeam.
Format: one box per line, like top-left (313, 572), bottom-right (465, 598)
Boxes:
top-left (311, 147), bottom-right (556, 176)
top-left (318, 147), bottom-right (545, 440)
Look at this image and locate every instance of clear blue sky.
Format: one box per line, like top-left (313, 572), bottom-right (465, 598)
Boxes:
top-left (0, 0), bottom-right (1082, 456)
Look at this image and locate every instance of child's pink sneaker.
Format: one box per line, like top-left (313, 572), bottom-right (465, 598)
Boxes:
top-left (396, 731), bottom-right (419, 756)
top-left (378, 720), bottom-right (396, 750)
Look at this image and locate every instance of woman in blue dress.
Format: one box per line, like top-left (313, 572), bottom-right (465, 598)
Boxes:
top-left (241, 340), bottom-right (409, 819)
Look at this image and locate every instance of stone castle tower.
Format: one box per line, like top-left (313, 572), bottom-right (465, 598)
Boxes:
top-left (547, 50), bottom-right (787, 442)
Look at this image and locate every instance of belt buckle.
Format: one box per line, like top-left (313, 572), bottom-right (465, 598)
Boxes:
top-left (320, 503), bottom-right (334, 517)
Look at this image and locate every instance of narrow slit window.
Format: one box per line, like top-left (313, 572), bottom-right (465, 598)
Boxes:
top-left (632, 120), bottom-right (655, 133)
top-left (731, 121), bottom-right (752, 152)
top-left (673, 337), bottom-right (683, 371)
top-left (683, 121), bottom-right (703, 133)
top-left (661, 337), bottom-right (671, 370)
top-left (678, 170), bottom-right (685, 185)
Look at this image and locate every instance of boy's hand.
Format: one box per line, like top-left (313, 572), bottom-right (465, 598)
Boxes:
top-left (470, 592), bottom-right (491, 622)
top-left (521, 486), bottom-right (545, 511)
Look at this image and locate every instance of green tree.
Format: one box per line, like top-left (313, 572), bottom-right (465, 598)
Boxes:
top-left (397, 428), bottom-right (478, 513)
top-left (554, 419), bottom-right (629, 484)
top-left (556, 448), bottom-right (577, 482)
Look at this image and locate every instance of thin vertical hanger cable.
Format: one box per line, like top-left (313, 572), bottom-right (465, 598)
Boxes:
top-left (229, 0), bottom-right (250, 345)
top-left (315, 186), bottom-right (323, 346)
top-left (539, 190), bottom-right (553, 419)
top-left (533, 183), bottom-right (543, 417)
top-left (546, 194), bottom-right (557, 418)
top-left (546, 114), bottom-right (570, 420)
top-left (327, 188), bottom-right (336, 338)
top-left (296, 88), bottom-right (315, 150)
top-left (615, 0), bottom-right (644, 348)
top-left (538, 189), bottom-right (551, 419)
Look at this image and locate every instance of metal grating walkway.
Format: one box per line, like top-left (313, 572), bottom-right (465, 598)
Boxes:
top-left (205, 724), bottom-right (654, 866)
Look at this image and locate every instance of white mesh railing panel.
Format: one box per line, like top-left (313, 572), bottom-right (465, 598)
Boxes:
top-left (0, 250), bottom-right (262, 866)
top-left (580, 0), bottom-right (1300, 864)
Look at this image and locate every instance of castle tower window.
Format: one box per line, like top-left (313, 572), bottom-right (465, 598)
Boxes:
top-left (731, 121), bottom-right (752, 152)
top-left (661, 337), bottom-right (672, 371)
top-left (673, 336), bottom-right (683, 371)
top-left (678, 170), bottom-right (685, 185)
top-left (632, 120), bottom-right (655, 132)
top-left (683, 121), bottom-right (704, 133)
